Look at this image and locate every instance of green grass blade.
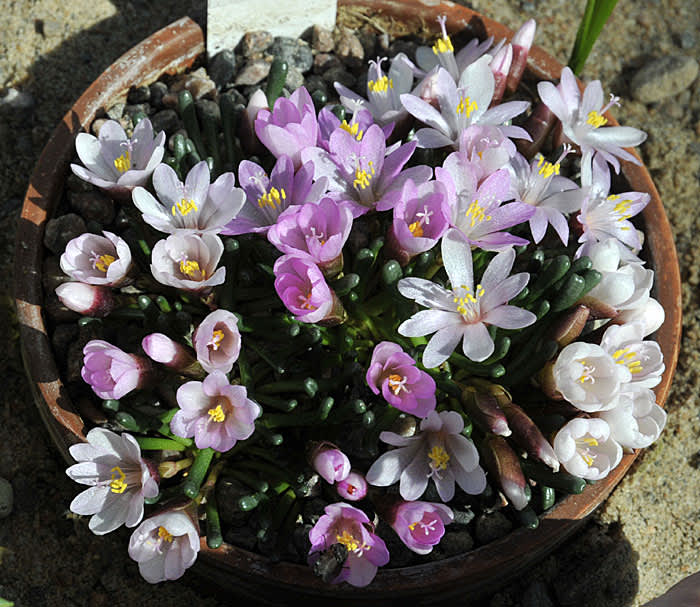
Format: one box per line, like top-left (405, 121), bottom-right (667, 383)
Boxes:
top-left (568, 0), bottom-right (620, 75)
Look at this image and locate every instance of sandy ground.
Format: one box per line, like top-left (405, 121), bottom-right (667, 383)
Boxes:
top-left (1, 0), bottom-right (699, 605)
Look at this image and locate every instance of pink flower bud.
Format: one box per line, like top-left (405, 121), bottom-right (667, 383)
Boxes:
top-left (142, 333), bottom-right (202, 377)
top-left (490, 43), bottom-right (513, 107)
top-left (336, 470), bottom-right (367, 501)
top-left (55, 282), bottom-right (114, 317)
top-left (507, 19), bottom-right (536, 94)
top-left (310, 442), bottom-right (351, 484)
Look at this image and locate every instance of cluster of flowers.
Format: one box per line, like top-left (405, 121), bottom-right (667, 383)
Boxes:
top-left (59, 15), bottom-right (665, 588)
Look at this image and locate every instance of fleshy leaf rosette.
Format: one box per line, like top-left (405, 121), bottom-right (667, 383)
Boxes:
top-left (66, 428), bottom-right (159, 535)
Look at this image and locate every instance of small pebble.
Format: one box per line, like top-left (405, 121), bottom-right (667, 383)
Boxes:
top-left (44, 213), bottom-right (87, 256)
top-left (149, 81), bottom-right (168, 108)
top-left (314, 52), bottom-right (342, 73)
top-left (68, 191), bottom-right (115, 225)
top-left (209, 49), bottom-right (237, 88)
top-left (150, 108), bottom-right (180, 134)
top-left (235, 60), bottom-right (271, 86)
top-left (90, 118), bottom-right (107, 136)
top-left (239, 31), bottom-right (273, 58)
top-left (195, 98), bottom-right (221, 122)
top-left (105, 102), bottom-right (125, 120)
top-left (335, 29), bottom-right (364, 70)
top-left (285, 66), bottom-right (305, 91)
top-left (171, 67), bottom-right (216, 99)
top-left (127, 85), bottom-right (150, 104)
top-left (437, 530), bottom-right (474, 556)
top-left (322, 66), bottom-right (355, 88)
top-left (679, 31), bottom-right (696, 50)
top-left (474, 511), bottom-right (513, 544)
top-left (0, 477), bottom-right (13, 518)
top-left (629, 55), bottom-right (699, 103)
top-left (268, 37), bottom-right (314, 73)
top-left (312, 25), bottom-right (335, 53)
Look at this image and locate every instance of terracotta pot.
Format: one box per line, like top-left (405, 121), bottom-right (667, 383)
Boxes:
top-left (14, 2), bottom-right (682, 604)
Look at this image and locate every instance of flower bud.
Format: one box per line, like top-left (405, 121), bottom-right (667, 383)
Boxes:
top-left (308, 441), bottom-right (351, 484)
top-left (490, 43), bottom-right (513, 106)
top-left (548, 304), bottom-right (590, 347)
top-left (55, 282), bottom-right (114, 317)
top-left (507, 19), bottom-right (536, 94)
top-left (142, 333), bottom-right (203, 378)
top-left (480, 435), bottom-right (530, 510)
top-left (500, 401), bottom-right (560, 472)
top-left (460, 385), bottom-right (511, 436)
top-left (336, 470), bottom-right (367, 501)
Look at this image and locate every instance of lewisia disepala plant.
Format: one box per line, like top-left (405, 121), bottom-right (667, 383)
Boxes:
top-left (59, 5), bottom-right (667, 587)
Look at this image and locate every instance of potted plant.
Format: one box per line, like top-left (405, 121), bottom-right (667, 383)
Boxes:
top-left (14, 1), bottom-right (681, 603)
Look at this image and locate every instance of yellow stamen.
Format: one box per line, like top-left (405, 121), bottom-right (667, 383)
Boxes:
top-left (335, 530), bottom-right (359, 552)
top-left (464, 199), bottom-right (492, 227)
top-left (207, 404), bottom-right (226, 423)
top-left (340, 120), bottom-right (363, 141)
top-left (586, 110), bottom-right (608, 128)
top-left (536, 155), bottom-right (561, 179)
top-left (428, 445), bottom-right (450, 471)
top-left (257, 187), bottom-right (287, 210)
top-left (109, 466), bottom-right (128, 494)
top-left (171, 198), bottom-right (199, 217)
top-left (432, 35), bottom-right (454, 55)
top-left (613, 347), bottom-right (643, 374)
top-left (94, 254), bottom-right (116, 273)
top-left (158, 526), bottom-right (174, 543)
top-left (113, 150), bottom-right (131, 173)
top-left (580, 437), bottom-right (599, 447)
top-left (581, 452), bottom-right (595, 467)
top-left (353, 161), bottom-right (375, 190)
top-left (408, 220), bottom-right (424, 237)
top-left (210, 329), bottom-right (225, 351)
top-left (368, 76), bottom-right (393, 93)
top-left (387, 373), bottom-right (406, 395)
top-left (456, 96), bottom-right (478, 118)
top-left (179, 259), bottom-right (205, 279)
top-left (608, 195), bottom-right (633, 221)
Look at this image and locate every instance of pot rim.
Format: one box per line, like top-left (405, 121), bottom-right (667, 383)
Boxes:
top-left (13, 2), bottom-right (682, 602)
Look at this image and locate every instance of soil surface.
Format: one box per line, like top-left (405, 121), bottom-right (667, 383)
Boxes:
top-left (1, 1), bottom-right (698, 606)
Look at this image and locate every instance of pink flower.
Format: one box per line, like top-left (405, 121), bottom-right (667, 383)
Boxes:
top-left (365, 341), bottom-right (436, 418)
top-left (336, 471), bottom-right (368, 501)
top-left (81, 340), bottom-right (151, 400)
top-left (311, 442), bottom-right (351, 484)
top-left (60, 230), bottom-right (132, 286)
top-left (255, 86), bottom-right (318, 169)
top-left (273, 255), bottom-right (345, 324)
top-left (55, 282), bottom-right (115, 317)
top-left (128, 510), bottom-right (200, 583)
top-left (171, 371), bottom-right (260, 452)
top-left (308, 503), bottom-right (389, 587)
top-left (192, 309), bottom-right (241, 374)
top-left (66, 428), bottom-right (159, 535)
top-left (390, 501), bottom-right (453, 554)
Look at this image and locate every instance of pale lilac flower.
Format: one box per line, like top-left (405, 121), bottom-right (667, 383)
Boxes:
top-left (414, 15), bottom-right (500, 81)
top-left (336, 471), bottom-right (368, 501)
top-left (240, 88), bottom-right (269, 154)
top-left (273, 255), bottom-right (344, 324)
top-left (598, 388), bottom-right (666, 449)
top-left (577, 154), bottom-right (649, 251)
top-left (389, 500), bottom-right (453, 554)
top-left (387, 179), bottom-right (451, 264)
top-left (71, 118), bottom-right (165, 197)
top-left (308, 503), bottom-right (389, 587)
top-left (255, 86), bottom-right (318, 169)
top-left (302, 123), bottom-right (431, 217)
top-left (66, 428), bottom-right (159, 535)
top-left (552, 342), bottom-right (630, 412)
top-left (401, 60), bottom-right (530, 149)
top-left (366, 410), bottom-right (486, 502)
top-left (455, 124), bottom-right (517, 182)
top-left (82, 339), bottom-right (152, 400)
top-left (553, 417), bottom-right (623, 480)
top-left (132, 161), bottom-right (245, 234)
top-left (128, 510), bottom-right (200, 583)
top-left (171, 370), bottom-right (260, 452)
top-left (141, 333), bottom-right (197, 373)
top-left (437, 165), bottom-right (535, 250)
top-left (267, 197), bottom-right (353, 275)
top-left (398, 229), bottom-right (535, 367)
top-left (60, 231), bottom-right (132, 286)
top-left (507, 146), bottom-right (585, 245)
top-left (335, 54), bottom-right (415, 126)
top-left (150, 232), bottom-right (225, 293)
top-left (365, 341), bottom-right (437, 418)
top-left (317, 106), bottom-right (392, 151)
top-left (311, 443), bottom-right (351, 484)
top-left (222, 155), bottom-right (327, 235)
top-left (55, 282), bottom-right (114, 317)
top-left (599, 321), bottom-right (664, 392)
top-left (537, 66), bottom-right (646, 180)
top-left (192, 309), bottom-right (241, 374)
top-left (580, 238), bottom-right (653, 313)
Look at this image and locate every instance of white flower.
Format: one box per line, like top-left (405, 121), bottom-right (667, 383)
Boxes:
top-left (553, 342), bottom-right (630, 412)
top-left (553, 417), bottom-right (622, 480)
top-left (366, 410), bottom-right (486, 502)
top-left (65, 428), bottom-right (159, 535)
top-left (616, 297), bottom-right (665, 337)
top-left (128, 511), bottom-right (200, 583)
top-left (600, 321), bottom-right (665, 392)
top-left (598, 389), bottom-right (666, 449)
top-left (60, 231), bottom-right (133, 286)
top-left (398, 229), bottom-right (535, 367)
top-left (150, 232), bottom-right (226, 293)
